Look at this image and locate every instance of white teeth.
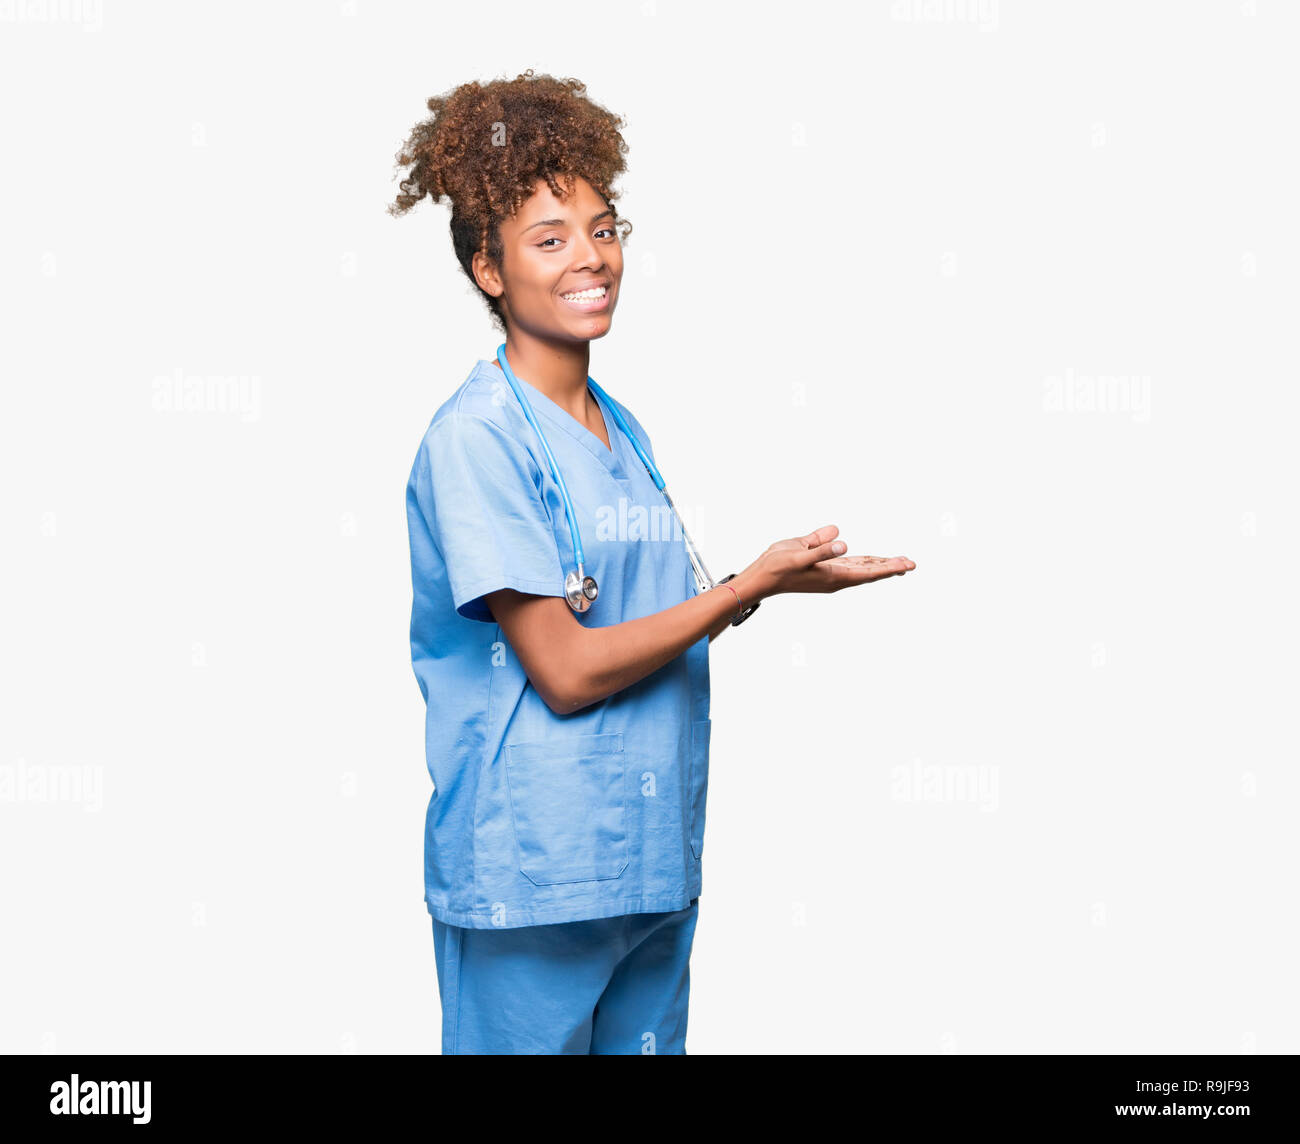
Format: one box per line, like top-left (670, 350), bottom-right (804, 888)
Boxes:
top-left (561, 287), bottom-right (606, 301)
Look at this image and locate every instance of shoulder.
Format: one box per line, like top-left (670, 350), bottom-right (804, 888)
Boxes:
top-left (428, 361), bottom-right (524, 435)
top-left (413, 361), bottom-right (542, 476)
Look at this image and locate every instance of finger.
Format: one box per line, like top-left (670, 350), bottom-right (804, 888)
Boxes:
top-left (801, 538), bottom-right (848, 567)
top-left (874, 556), bottom-right (916, 574)
top-left (822, 555), bottom-right (913, 582)
top-left (826, 555), bottom-right (915, 570)
top-left (823, 555), bottom-right (892, 567)
top-left (798, 524), bottom-right (840, 551)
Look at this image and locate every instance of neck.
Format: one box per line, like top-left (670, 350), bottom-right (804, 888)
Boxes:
top-left (497, 332), bottom-right (593, 422)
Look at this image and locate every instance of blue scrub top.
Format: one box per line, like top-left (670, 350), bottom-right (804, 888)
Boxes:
top-left (407, 358), bottom-right (712, 929)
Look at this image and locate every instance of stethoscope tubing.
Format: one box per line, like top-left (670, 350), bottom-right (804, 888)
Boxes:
top-left (493, 343), bottom-right (717, 599)
top-left (494, 345), bottom-right (590, 567)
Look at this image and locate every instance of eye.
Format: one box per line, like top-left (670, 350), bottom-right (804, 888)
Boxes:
top-left (595, 227), bottom-right (616, 240)
top-left (537, 236), bottom-right (563, 248)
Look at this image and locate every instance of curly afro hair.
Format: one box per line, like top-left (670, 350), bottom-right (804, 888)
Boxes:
top-left (389, 69), bottom-right (633, 333)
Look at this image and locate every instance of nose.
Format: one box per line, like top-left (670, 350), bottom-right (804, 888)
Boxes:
top-left (570, 229), bottom-right (605, 270)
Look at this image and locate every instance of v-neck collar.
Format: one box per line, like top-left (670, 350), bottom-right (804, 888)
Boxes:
top-left (477, 359), bottom-right (629, 481)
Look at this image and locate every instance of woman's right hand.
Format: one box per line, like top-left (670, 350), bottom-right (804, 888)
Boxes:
top-left (735, 524), bottom-right (915, 602)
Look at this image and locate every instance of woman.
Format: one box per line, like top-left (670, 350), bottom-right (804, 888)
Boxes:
top-left (392, 70), bottom-right (915, 1055)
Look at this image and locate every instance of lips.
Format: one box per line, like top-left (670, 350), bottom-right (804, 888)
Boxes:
top-left (558, 283), bottom-right (611, 312)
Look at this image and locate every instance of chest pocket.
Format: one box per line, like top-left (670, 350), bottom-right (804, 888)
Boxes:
top-left (504, 732), bottom-right (628, 885)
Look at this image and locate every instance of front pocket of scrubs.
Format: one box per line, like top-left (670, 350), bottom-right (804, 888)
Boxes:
top-left (504, 732), bottom-right (628, 886)
top-left (688, 718), bottom-right (711, 861)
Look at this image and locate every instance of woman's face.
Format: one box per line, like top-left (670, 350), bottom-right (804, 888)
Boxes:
top-left (476, 175), bottom-right (623, 342)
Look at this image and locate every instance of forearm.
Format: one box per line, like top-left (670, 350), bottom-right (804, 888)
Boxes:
top-left (564, 571), bottom-right (760, 710)
top-left (706, 610), bottom-right (733, 643)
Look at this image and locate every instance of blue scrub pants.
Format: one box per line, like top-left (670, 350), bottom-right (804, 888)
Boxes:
top-left (430, 899), bottom-right (699, 1054)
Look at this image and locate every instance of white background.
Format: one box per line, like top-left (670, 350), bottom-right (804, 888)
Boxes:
top-left (2, 0), bottom-right (1297, 1054)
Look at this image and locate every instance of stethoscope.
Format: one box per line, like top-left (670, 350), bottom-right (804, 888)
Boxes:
top-left (493, 343), bottom-right (717, 614)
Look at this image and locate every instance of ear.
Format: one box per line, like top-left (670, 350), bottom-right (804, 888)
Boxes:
top-left (472, 249), bottom-right (503, 299)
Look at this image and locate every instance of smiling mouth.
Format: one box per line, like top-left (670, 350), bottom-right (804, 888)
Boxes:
top-left (559, 285), bottom-right (610, 311)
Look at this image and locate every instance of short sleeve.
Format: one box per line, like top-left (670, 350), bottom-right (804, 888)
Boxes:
top-left (416, 412), bottom-right (567, 623)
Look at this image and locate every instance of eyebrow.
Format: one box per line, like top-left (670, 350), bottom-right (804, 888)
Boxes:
top-left (522, 208), bottom-right (613, 234)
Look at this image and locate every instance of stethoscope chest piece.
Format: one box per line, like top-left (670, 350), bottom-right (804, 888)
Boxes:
top-left (565, 568), bottom-right (599, 613)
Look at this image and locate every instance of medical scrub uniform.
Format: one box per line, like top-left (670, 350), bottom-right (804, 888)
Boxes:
top-left (406, 358), bottom-right (712, 1054)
